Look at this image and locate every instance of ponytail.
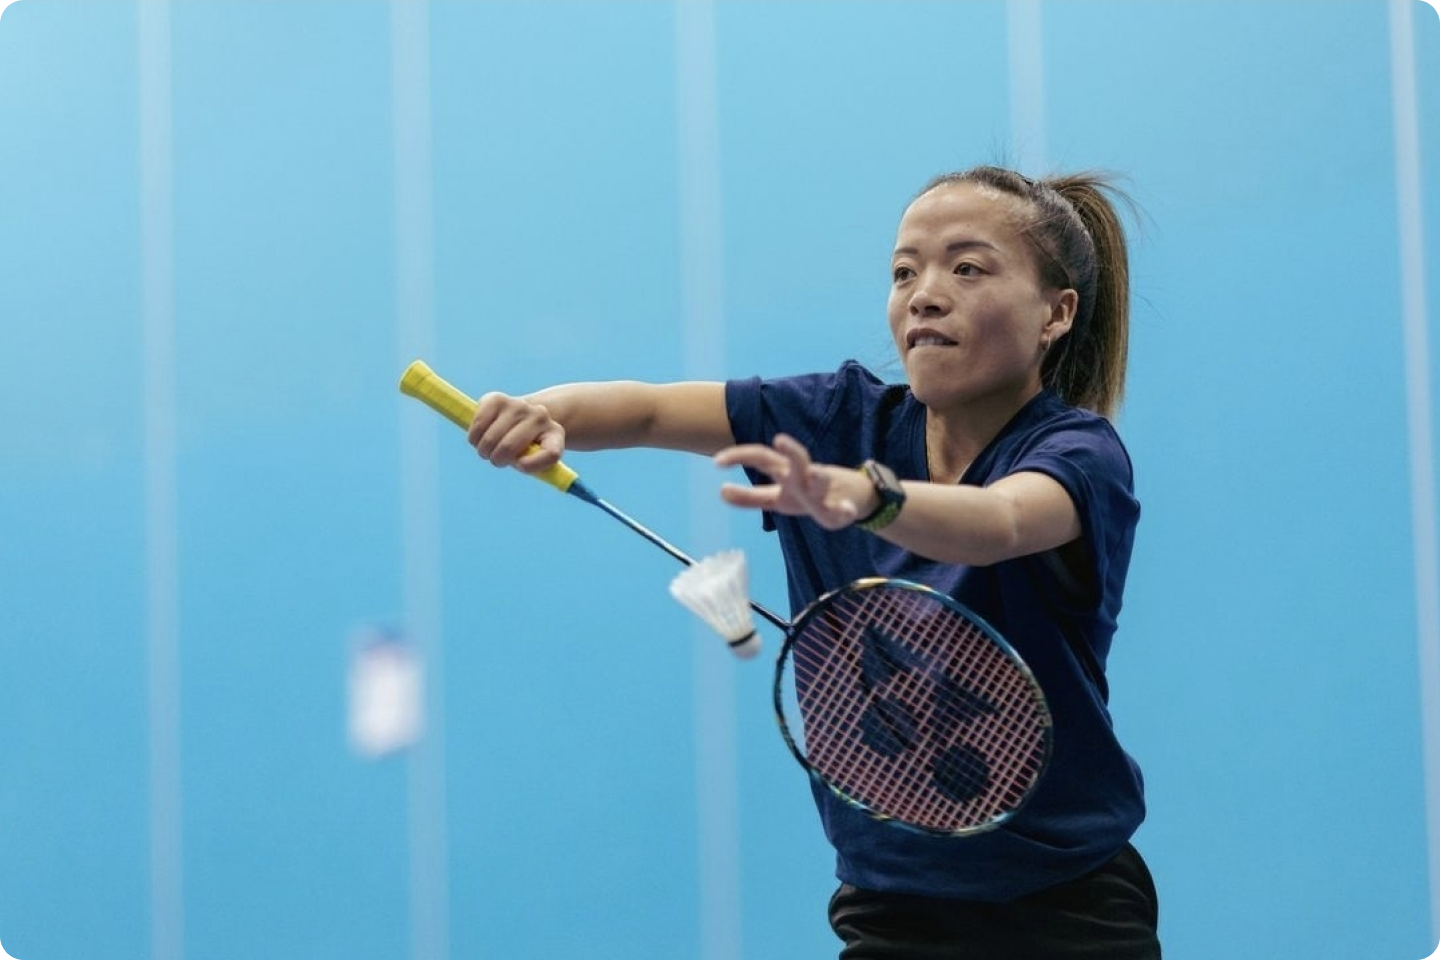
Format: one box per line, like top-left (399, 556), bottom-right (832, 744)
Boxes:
top-left (1041, 174), bottom-right (1131, 419)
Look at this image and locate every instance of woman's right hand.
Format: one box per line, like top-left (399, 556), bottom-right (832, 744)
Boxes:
top-left (467, 392), bottom-right (566, 475)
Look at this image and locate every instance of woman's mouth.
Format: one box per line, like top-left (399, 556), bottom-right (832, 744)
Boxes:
top-left (906, 329), bottom-right (958, 349)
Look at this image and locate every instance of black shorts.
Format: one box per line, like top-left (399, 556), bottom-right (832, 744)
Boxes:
top-left (827, 843), bottom-right (1161, 960)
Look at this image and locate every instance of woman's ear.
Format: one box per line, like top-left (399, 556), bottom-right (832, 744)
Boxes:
top-left (1044, 288), bottom-right (1079, 343)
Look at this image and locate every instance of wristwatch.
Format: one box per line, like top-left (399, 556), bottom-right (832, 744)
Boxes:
top-left (855, 459), bottom-right (906, 532)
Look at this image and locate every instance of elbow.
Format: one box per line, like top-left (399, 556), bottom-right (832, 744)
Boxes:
top-left (906, 524), bottom-right (1019, 567)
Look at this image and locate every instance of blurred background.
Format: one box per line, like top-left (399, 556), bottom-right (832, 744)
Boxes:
top-left (1, 1), bottom-right (1437, 957)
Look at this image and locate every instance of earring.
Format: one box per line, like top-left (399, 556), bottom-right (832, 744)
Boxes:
top-left (1040, 337), bottom-right (1051, 352)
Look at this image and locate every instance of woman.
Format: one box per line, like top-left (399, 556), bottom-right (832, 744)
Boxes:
top-left (469, 165), bottom-right (1160, 959)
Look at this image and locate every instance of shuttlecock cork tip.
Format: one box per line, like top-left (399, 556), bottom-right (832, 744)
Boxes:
top-left (728, 631), bottom-right (762, 659)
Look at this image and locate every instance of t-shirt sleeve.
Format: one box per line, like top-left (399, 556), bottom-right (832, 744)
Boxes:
top-left (725, 369), bottom-right (847, 450)
top-left (723, 362), bottom-right (882, 532)
top-left (1012, 421), bottom-right (1139, 610)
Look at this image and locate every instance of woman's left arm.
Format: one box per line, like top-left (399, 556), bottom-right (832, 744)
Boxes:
top-left (714, 433), bottom-right (1081, 566)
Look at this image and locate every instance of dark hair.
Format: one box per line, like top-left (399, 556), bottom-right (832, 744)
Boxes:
top-left (918, 166), bottom-right (1133, 418)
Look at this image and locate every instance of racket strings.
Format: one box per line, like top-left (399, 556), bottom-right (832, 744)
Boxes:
top-left (783, 586), bottom-right (1050, 834)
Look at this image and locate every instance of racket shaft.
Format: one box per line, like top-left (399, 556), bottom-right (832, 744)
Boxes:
top-left (586, 495), bottom-right (695, 565)
top-left (399, 360), bottom-right (787, 631)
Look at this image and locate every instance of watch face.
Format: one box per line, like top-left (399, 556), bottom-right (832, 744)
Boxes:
top-left (867, 460), bottom-right (902, 500)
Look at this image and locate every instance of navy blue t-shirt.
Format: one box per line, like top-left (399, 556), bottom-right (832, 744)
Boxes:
top-left (726, 360), bottom-right (1146, 901)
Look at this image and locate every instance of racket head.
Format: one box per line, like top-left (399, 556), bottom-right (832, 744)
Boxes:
top-left (773, 578), bottom-right (1053, 837)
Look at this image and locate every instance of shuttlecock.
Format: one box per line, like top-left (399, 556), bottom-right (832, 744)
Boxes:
top-left (669, 549), bottom-right (762, 659)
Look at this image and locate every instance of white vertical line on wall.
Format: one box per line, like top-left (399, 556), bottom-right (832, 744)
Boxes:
top-left (1391, 0), bottom-right (1440, 944)
top-left (1006, 0), bottom-right (1046, 174)
top-left (675, 3), bottom-right (742, 958)
top-left (139, 3), bottom-right (182, 959)
top-left (391, 3), bottom-right (449, 959)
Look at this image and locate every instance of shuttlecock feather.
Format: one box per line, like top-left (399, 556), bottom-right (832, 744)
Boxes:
top-left (669, 549), bottom-right (762, 659)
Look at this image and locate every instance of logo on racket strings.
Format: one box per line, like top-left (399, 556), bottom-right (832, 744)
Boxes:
top-left (854, 622), bottom-right (999, 803)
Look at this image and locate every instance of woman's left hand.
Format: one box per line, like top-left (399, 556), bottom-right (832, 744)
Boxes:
top-left (713, 433), bottom-right (877, 531)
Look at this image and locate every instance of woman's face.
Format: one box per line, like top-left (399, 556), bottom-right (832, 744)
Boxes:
top-left (887, 182), bottom-right (1074, 415)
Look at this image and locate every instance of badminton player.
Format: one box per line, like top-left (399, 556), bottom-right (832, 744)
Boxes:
top-left (468, 165), bottom-right (1161, 959)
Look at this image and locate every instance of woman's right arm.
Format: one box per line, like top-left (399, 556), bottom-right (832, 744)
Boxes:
top-left (467, 380), bottom-right (732, 475)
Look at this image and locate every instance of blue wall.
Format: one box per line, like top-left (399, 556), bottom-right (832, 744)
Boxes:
top-left (0, 2), bottom-right (1437, 958)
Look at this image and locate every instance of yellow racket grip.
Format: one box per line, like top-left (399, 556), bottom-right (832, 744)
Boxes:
top-left (398, 360), bottom-right (580, 495)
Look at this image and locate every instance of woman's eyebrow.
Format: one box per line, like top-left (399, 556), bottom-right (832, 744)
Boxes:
top-left (892, 238), bottom-right (1002, 258)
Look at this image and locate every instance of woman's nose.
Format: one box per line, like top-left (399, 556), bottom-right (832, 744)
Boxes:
top-left (909, 277), bottom-right (951, 316)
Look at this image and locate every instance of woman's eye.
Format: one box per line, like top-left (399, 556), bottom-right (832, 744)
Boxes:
top-left (955, 262), bottom-right (981, 277)
top-left (892, 265), bottom-right (915, 282)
